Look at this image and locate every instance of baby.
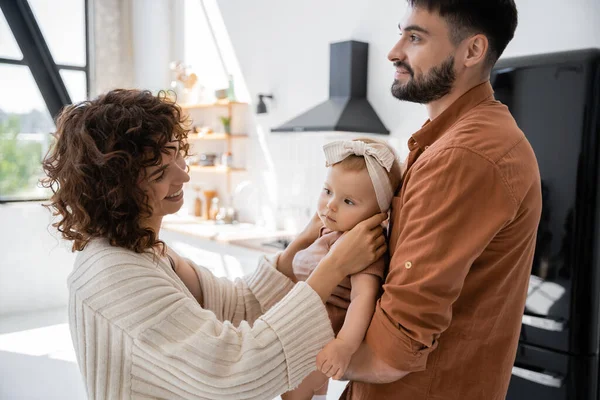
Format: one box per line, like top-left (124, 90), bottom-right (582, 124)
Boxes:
top-left (282, 138), bottom-right (403, 400)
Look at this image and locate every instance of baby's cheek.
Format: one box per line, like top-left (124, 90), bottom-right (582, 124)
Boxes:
top-left (338, 213), bottom-right (362, 231)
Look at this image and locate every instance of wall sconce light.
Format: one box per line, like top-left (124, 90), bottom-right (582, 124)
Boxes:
top-left (256, 93), bottom-right (274, 114)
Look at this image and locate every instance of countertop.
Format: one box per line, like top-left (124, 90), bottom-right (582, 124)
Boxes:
top-left (161, 214), bottom-right (295, 253)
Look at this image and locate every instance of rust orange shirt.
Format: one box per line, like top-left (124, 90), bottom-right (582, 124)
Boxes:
top-left (344, 82), bottom-right (542, 400)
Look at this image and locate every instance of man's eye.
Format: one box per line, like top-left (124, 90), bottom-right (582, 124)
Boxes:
top-left (410, 34), bottom-right (420, 42)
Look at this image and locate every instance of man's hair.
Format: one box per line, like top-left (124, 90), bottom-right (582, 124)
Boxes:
top-left (41, 89), bottom-right (190, 254)
top-left (407, 0), bottom-right (518, 67)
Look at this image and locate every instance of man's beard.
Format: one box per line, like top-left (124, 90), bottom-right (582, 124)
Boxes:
top-left (391, 55), bottom-right (456, 104)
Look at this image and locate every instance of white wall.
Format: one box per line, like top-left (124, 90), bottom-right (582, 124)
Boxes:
top-left (504, 0), bottom-right (600, 58)
top-left (0, 203), bottom-right (76, 315)
top-left (212, 0), bottom-right (600, 228)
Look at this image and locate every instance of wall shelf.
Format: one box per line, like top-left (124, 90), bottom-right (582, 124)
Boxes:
top-left (183, 97), bottom-right (248, 201)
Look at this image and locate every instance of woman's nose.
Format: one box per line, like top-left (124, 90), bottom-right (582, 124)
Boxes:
top-left (177, 158), bottom-right (190, 183)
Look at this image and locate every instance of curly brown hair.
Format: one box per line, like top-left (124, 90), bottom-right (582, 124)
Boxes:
top-left (41, 89), bottom-right (190, 253)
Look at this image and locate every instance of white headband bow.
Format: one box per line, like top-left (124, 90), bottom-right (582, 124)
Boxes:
top-left (323, 140), bottom-right (396, 212)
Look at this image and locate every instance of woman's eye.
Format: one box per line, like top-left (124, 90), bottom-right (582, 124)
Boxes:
top-left (344, 199), bottom-right (354, 205)
top-left (153, 172), bottom-right (165, 182)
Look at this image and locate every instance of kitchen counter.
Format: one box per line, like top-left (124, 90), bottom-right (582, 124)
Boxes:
top-left (161, 214), bottom-right (295, 254)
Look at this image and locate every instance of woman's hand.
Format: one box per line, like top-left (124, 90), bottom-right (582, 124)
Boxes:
top-left (326, 213), bottom-right (388, 277)
top-left (277, 212), bottom-right (324, 282)
top-left (293, 230), bottom-right (342, 282)
top-left (306, 213), bottom-right (387, 302)
top-left (296, 211), bottom-right (324, 245)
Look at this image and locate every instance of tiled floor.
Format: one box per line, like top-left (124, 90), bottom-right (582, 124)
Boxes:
top-left (0, 308), bottom-right (347, 400)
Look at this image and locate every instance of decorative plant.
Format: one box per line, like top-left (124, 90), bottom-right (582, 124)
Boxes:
top-left (0, 116), bottom-right (43, 196)
top-left (219, 116), bottom-right (231, 134)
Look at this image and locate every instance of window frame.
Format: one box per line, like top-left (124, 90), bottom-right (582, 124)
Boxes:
top-left (0, 0), bottom-right (90, 203)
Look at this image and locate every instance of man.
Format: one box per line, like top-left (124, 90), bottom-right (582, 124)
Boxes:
top-left (294, 1), bottom-right (541, 399)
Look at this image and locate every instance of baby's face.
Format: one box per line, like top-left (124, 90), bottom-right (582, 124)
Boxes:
top-left (317, 164), bottom-right (380, 232)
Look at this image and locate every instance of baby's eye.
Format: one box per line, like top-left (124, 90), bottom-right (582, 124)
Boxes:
top-left (344, 199), bottom-right (354, 205)
top-left (323, 188), bottom-right (332, 195)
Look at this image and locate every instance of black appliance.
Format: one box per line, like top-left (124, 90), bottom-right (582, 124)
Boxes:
top-left (491, 49), bottom-right (600, 399)
top-left (271, 40), bottom-right (389, 134)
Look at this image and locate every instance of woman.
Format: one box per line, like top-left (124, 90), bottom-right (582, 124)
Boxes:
top-left (41, 89), bottom-right (387, 400)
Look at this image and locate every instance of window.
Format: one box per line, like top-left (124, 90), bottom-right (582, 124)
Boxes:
top-left (0, 0), bottom-right (88, 202)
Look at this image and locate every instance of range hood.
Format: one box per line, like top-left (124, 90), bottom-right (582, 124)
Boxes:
top-left (272, 40), bottom-right (389, 134)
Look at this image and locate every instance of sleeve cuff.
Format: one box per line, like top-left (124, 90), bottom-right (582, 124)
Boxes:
top-left (244, 253), bottom-right (296, 313)
top-left (261, 282), bottom-right (335, 389)
top-left (365, 303), bottom-right (437, 372)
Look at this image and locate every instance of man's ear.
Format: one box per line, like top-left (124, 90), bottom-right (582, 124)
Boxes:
top-left (463, 34), bottom-right (489, 69)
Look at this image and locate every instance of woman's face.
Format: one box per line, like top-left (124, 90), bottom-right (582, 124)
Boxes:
top-left (141, 140), bottom-right (190, 221)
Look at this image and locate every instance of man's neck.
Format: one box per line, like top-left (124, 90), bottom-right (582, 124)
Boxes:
top-left (426, 76), bottom-right (489, 121)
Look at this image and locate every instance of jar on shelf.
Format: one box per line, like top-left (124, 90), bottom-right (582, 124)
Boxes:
top-left (221, 152), bottom-right (233, 167)
top-left (209, 197), bottom-right (220, 220)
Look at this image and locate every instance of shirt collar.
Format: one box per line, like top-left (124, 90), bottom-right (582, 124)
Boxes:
top-left (408, 81), bottom-right (495, 151)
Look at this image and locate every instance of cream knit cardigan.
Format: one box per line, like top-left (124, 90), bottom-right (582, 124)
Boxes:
top-left (67, 238), bottom-right (334, 399)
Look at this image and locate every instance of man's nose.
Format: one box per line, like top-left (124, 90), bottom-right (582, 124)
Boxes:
top-left (388, 38), bottom-right (407, 63)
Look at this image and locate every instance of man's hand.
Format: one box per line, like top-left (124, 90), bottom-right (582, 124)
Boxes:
top-left (316, 338), bottom-right (355, 381)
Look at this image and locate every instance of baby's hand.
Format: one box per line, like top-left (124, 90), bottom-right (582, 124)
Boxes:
top-left (316, 338), bottom-right (355, 380)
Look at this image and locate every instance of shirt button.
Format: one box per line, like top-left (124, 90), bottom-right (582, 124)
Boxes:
top-left (405, 261), bottom-right (412, 269)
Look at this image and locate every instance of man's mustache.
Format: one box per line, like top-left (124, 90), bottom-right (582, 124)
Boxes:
top-left (394, 61), bottom-right (414, 77)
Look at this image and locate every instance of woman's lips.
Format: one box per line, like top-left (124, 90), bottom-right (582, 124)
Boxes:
top-left (165, 189), bottom-right (184, 202)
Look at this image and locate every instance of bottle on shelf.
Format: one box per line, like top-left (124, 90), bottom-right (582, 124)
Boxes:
top-left (209, 197), bottom-right (221, 220)
top-left (203, 190), bottom-right (218, 220)
top-left (227, 74), bottom-right (236, 102)
top-left (221, 151), bottom-right (233, 167)
top-left (193, 186), bottom-right (203, 218)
